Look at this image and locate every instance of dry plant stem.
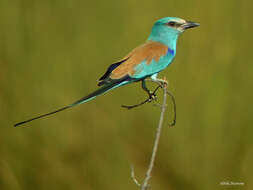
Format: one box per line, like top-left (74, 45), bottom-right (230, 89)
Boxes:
top-left (131, 165), bottom-right (141, 187)
top-left (141, 82), bottom-right (168, 190)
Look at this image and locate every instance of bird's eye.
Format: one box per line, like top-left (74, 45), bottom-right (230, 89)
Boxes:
top-left (167, 21), bottom-right (176, 27)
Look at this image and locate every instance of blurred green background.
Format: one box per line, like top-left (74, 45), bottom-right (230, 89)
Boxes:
top-left (0, 0), bottom-right (252, 189)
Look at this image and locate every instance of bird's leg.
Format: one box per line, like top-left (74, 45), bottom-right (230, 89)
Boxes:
top-left (121, 75), bottom-right (167, 110)
top-left (121, 76), bottom-right (176, 127)
top-left (141, 79), bottom-right (157, 102)
top-left (121, 80), bottom-right (161, 109)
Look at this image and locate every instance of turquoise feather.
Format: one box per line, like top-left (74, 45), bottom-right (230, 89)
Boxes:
top-left (14, 17), bottom-right (199, 127)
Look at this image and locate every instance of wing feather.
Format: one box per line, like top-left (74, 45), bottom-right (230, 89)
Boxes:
top-left (98, 40), bottom-right (168, 86)
top-left (110, 41), bottom-right (168, 79)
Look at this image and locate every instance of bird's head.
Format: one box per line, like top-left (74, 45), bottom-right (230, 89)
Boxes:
top-left (148, 17), bottom-right (200, 46)
top-left (154, 17), bottom-right (200, 33)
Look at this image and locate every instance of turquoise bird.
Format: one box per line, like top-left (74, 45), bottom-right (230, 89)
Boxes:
top-left (14, 17), bottom-right (199, 127)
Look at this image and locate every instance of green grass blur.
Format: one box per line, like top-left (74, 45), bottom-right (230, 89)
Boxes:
top-left (0, 0), bottom-right (252, 189)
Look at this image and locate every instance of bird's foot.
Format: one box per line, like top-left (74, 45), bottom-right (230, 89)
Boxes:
top-left (157, 79), bottom-right (168, 87)
top-left (147, 77), bottom-right (168, 88)
top-left (148, 91), bottom-right (157, 102)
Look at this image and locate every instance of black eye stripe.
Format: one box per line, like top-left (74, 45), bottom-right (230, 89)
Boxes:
top-left (166, 21), bottom-right (182, 27)
top-left (168, 21), bottom-right (176, 26)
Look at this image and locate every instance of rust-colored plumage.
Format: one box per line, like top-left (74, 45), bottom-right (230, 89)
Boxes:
top-left (110, 41), bottom-right (168, 79)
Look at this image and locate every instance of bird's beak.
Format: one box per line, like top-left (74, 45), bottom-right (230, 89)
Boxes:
top-left (182, 21), bottom-right (200, 30)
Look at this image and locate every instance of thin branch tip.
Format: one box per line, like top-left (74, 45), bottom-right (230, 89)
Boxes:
top-left (130, 165), bottom-right (141, 187)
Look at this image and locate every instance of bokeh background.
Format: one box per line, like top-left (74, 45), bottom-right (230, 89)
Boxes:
top-left (0, 0), bottom-right (252, 189)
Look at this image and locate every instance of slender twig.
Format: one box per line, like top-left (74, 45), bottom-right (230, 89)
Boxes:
top-left (130, 165), bottom-right (141, 187)
top-left (166, 90), bottom-right (176, 127)
top-left (146, 79), bottom-right (177, 127)
top-left (127, 78), bottom-right (175, 189)
top-left (140, 81), bottom-right (168, 190)
top-left (121, 85), bottom-right (161, 109)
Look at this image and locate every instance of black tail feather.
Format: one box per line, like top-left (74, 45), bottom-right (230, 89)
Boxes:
top-left (14, 106), bottom-right (71, 127)
top-left (14, 78), bottom-right (129, 127)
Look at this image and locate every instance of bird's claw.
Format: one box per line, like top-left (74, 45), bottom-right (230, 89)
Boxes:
top-left (147, 77), bottom-right (168, 88)
top-left (157, 80), bottom-right (168, 88)
top-left (148, 92), bottom-right (157, 102)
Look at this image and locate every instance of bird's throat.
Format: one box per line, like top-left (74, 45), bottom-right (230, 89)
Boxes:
top-left (148, 24), bottom-right (180, 52)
